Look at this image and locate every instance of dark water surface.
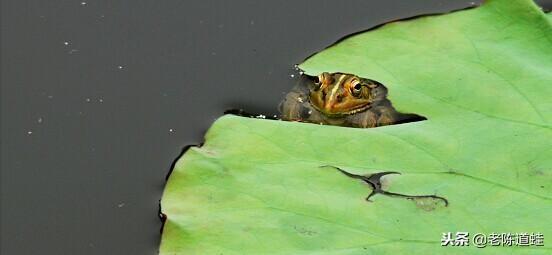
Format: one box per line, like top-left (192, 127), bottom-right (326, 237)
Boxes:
top-left (2, 0), bottom-right (551, 254)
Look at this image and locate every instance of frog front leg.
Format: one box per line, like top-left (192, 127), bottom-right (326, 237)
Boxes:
top-left (347, 107), bottom-right (397, 128)
top-left (376, 108), bottom-right (397, 126)
top-left (279, 88), bottom-right (310, 121)
top-left (347, 110), bottom-right (378, 128)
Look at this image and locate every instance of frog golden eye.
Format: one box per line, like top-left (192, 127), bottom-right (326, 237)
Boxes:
top-left (313, 75), bottom-right (321, 85)
top-left (314, 74), bottom-right (324, 87)
top-left (351, 80), bottom-right (362, 95)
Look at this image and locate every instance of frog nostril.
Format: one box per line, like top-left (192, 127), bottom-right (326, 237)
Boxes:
top-left (337, 95), bottom-right (344, 103)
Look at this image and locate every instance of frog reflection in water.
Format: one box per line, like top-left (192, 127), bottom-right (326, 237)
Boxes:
top-left (280, 72), bottom-right (424, 128)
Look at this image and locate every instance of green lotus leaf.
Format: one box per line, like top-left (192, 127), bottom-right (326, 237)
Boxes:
top-left (160, 0), bottom-right (551, 253)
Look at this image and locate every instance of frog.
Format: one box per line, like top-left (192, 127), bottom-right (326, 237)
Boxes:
top-left (279, 72), bottom-right (424, 128)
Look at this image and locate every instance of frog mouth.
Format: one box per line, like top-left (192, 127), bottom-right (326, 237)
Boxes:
top-left (311, 103), bottom-right (372, 117)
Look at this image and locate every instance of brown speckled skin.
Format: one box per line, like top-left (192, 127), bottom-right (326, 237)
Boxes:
top-left (279, 74), bottom-right (423, 128)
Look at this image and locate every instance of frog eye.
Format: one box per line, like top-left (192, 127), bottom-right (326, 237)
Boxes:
top-left (314, 74), bottom-right (324, 88)
top-left (351, 81), bottom-right (363, 95)
top-left (313, 76), bottom-right (321, 85)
